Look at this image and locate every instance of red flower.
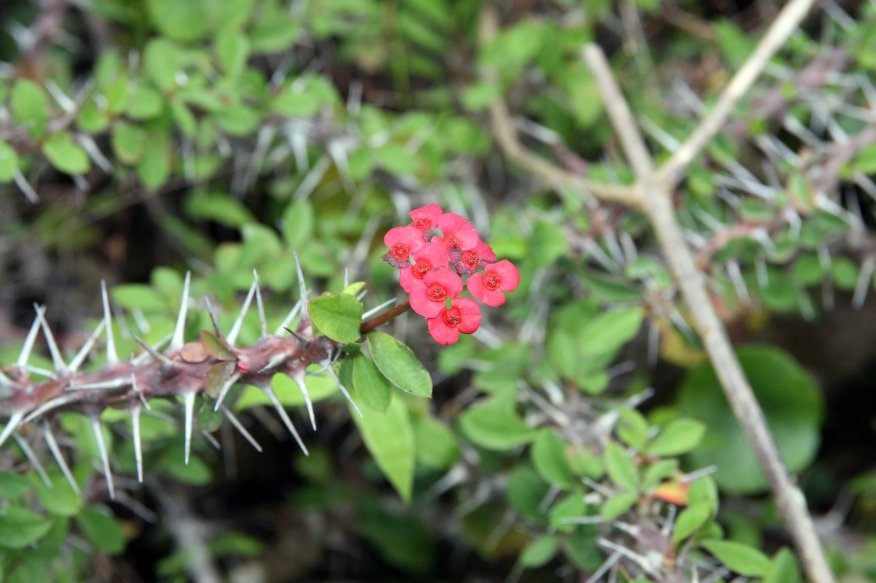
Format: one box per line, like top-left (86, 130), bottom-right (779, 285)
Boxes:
top-left (467, 260), bottom-right (520, 307)
top-left (408, 267), bottom-right (462, 318)
top-left (453, 240), bottom-right (497, 275)
top-left (400, 241), bottom-right (450, 293)
top-left (427, 298), bottom-right (481, 345)
top-left (409, 204), bottom-right (444, 232)
top-left (435, 213), bottom-right (479, 251)
top-left (382, 226), bottom-right (425, 268)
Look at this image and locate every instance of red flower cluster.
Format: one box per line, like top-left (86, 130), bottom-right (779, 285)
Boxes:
top-left (383, 204), bottom-right (520, 345)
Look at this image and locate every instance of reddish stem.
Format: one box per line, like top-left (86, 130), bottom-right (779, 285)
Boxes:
top-left (360, 301), bottom-right (411, 334)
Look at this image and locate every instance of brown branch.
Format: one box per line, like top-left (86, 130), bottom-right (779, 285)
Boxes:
top-left (478, 9), bottom-right (643, 211)
top-left (360, 301), bottom-right (410, 334)
top-left (583, 43), bottom-right (835, 583)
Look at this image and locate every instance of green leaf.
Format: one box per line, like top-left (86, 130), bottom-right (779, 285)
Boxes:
top-left (578, 307), bottom-right (644, 356)
top-left (0, 471), bottom-right (29, 500)
top-left (11, 79), bottom-right (50, 136)
top-left (507, 465), bottom-right (551, 523)
top-left (616, 408), bottom-right (649, 450)
top-left (549, 494), bottom-right (587, 533)
top-left (679, 345), bottom-right (823, 494)
top-left (459, 401), bottom-right (536, 451)
top-left (600, 492), bottom-right (637, 519)
top-left (147, 0), bottom-right (211, 41)
top-left (603, 442), bottom-right (639, 491)
top-left (77, 506), bottom-right (126, 555)
top-left (32, 471), bottom-right (83, 516)
top-left (367, 332), bottom-right (432, 398)
top-left (215, 28), bottom-right (249, 76)
top-left (530, 430), bottom-right (575, 489)
top-left (137, 130), bottom-right (171, 189)
top-left (43, 133), bottom-right (91, 175)
top-left (352, 354), bottom-right (392, 413)
top-left (0, 508), bottom-right (52, 549)
top-left (111, 122), bottom-right (146, 164)
top-left (309, 293), bottom-right (363, 344)
top-left (413, 415), bottom-right (460, 470)
top-left (521, 536), bottom-right (558, 568)
top-left (0, 142), bottom-right (19, 183)
top-left (352, 393), bottom-right (415, 502)
top-left (200, 330), bottom-right (235, 360)
top-left (672, 502), bottom-right (712, 545)
top-left (764, 548), bottom-right (803, 583)
top-left (184, 193), bottom-right (255, 228)
top-left (701, 539), bottom-right (771, 576)
top-left (646, 418), bottom-right (706, 457)
top-left (282, 200), bottom-right (315, 250)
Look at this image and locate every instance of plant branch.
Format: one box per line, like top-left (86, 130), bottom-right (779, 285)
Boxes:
top-left (360, 301), bottom-right (410, 334)
top-left (478, 8), bottom-right (642, 211)
top-left (583, 43), bottom-right (835, 583)
top-left (658, 0), bottom-right (817, 187)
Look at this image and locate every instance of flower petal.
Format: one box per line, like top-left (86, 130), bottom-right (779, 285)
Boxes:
top-left (454, 298), bottom-right (482, 334)
top-left (428, 316), bottom-right (460, 345)
top-left (493, 260), bottom-right (520, 292)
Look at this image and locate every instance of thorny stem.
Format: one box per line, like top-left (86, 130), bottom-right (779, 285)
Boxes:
top-left (360, 301), bottom-right (411, 334)
top-left (582, 42), bottom-right (834, 583)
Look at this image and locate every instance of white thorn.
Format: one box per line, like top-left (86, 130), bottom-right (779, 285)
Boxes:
top-left (228, 281), bottom-right (257, 346)
top-left (203, 297), bottom-right (223, 335)
top-left (0, 410), bottom-right (24, 448)
top-left (131, 334), bottom-right (171, 366)
top-left (18, 306), bottom-right (46, 368)
top-left (23, 365), bottom-right (55, 378)
top-left (183, 392), bottom-right (196, 465)
top-left (23, 393), bottom-right (79, 424)
top-left (326, 365), bottom-right (362, 418)
top-left (44, 424), bottom-right (80, 494)
top-left (292, 373), bottom-right (316, 430)
top-left (91, 417), bottom-right (115, 500)
top-left (14, 434), bottom-right (52, 487)
top-left (252, 270), bottom-right (269, 338)
top-left (170, 271), bottom-right (192, 351)
top-left (36, 305), bottom-right (67, 374)
top-left (361, 298), bottom-right (396, 321)
top-left (257, 352), bottom-right (288, 374)
top-left (293, 250), bottom-right (309, 320)
top-left (221, 407), bottom-right (262, 452)
top-left (0, 370), bottom-right (11, 386)
top-left (200, 429), bottom-right (220, 449)
top-left (133, 335), bottom-right (175, 367)
top-left (213, 372), bottom-right (241, 411)
top-left (69, 320), bottom-right (106, 372)
top-left (101, 281), bottom-right (118, 365)
top-left (131, 407), bottom-right (143, 483)
top-left (275, 300), bottom-right (303, 336)
top-left (69, 377), bottom-right (129, 391)
top-left (131, 374), bottom-right (150, 410)
top-left (852, 256), bottom-right (876, 309)
top-left (263, 386), bottom-right (308, 455)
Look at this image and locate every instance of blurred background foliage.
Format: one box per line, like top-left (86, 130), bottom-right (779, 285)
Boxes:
top-left (2, 0), bottom-right (876, 581)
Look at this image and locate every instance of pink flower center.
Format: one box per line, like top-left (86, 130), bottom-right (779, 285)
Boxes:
top-left (462, 250), bottom-right (479, 269)
top-left (427, 283), bottom-right (448, 302)
top-left (412, 260), bottom-right (431, 279)
top-left (442, 307), bottom-right (461, 328)
top-left (484, 272), bottom-right (501, 291)
top-left (391, 242), bottom-right (410, 261)
top-left (412, 217), bottom-right (432, 231)
top-left (444, 234), bottom-right (461, 249)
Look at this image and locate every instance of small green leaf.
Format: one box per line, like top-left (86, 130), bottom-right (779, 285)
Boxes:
top-left (309, 293), bottom-right (363, 344)
top-left (672, 502), bottom-right (712, 545)
top-left (367, 332), bottom-right (432, 398)
top-left (43, 132), bottom-right (91, 174)
top-left (137, 130), bottom-right (171, 189)
top-left (77, 506), bottom-right (126, 555)
top-left (646, 418), bottom-right (706, 457)
top-left (0, 142), bottom-right (19, 183)
top-left (352, 354), bottom-right (392, 413)
top-left (413, 415), bottom-right (460, 470)
top-left (701, 539), bottom-right (771, 576)
top-left (32, 471), bottom-right (83, 516)
top-left (531, 429), bottom-right (575, 489)
top-left (203, 361), bottom-right (236, 398)
top-left (147, 0), bottom-right (210, 41)
top-left (185, 193), bottom-right (255, 228)
top-left (603, 442), bottom-right (639, 491)
top-left (11, 79), bottom-right (50, 136)
top-left (764, 548), bottom-right (803, 583)
top-left (0, 507), bottom-right (53, 549)
top-left (578, 307), bottom-right (644, 356)
top-left (353, 393), bottom-right (415, 502)
top-left (459, 401), bottom-right (536, 451)
top-left (616, 408), bottom-right (649, 450)
top-left (549, 494), bottom-right (587, 533)
top-left (112, 122), bottom-right (146, 164)
top-left (600, 492), bottom-right (637, 519)
top-left (0, 471), bottom-right (29, 500)
top-left (521, 536), bottom-right (559, 568)
top-left (282, 200), bottom-right (315, 250)
top-left (215, 28), bottom-right (249, 76)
